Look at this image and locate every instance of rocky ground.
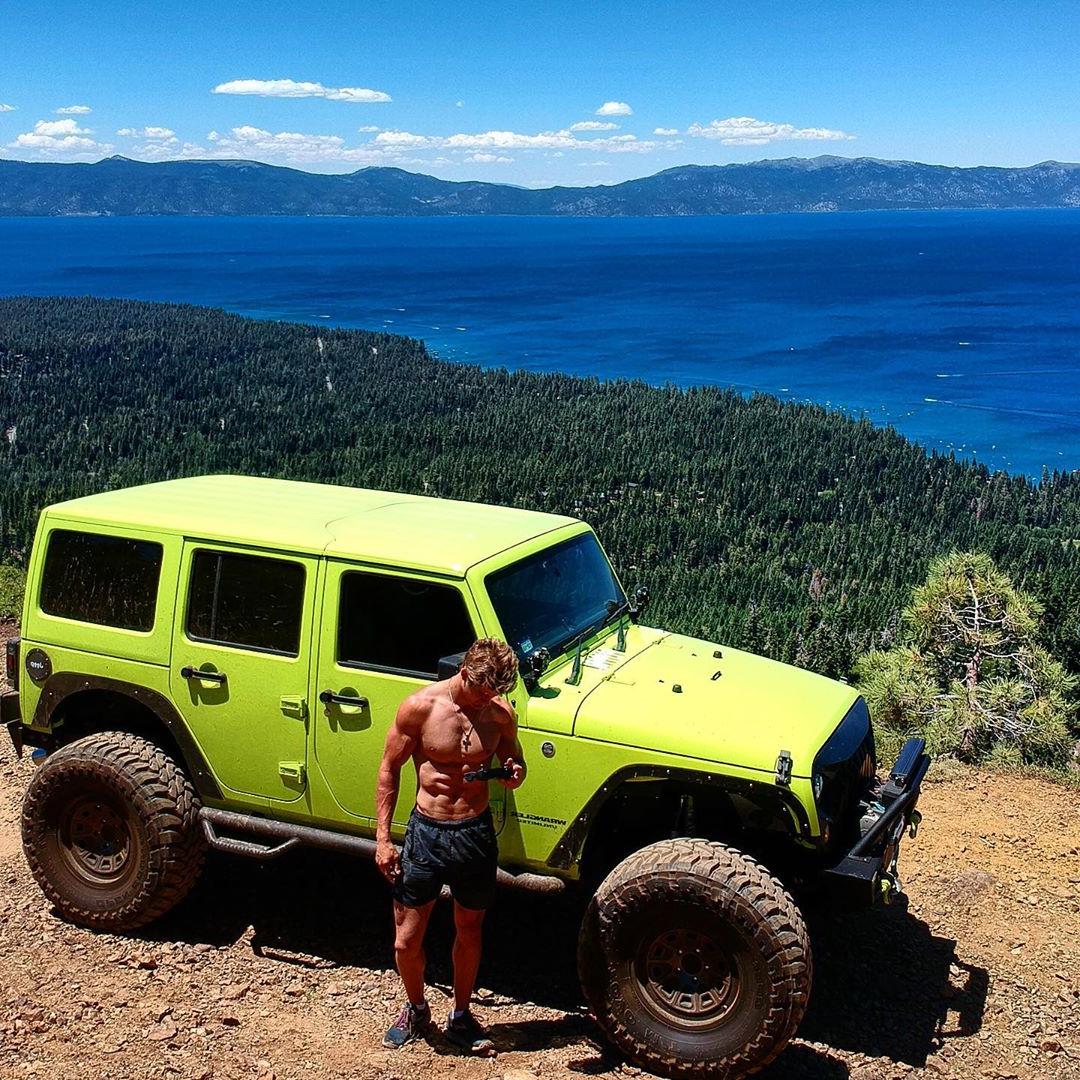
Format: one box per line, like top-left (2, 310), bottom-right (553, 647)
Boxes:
top-left (1, 620), bottom-right (1078, 1080)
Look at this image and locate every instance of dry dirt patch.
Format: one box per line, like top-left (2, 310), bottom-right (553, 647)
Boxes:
top-left (0, 656), bottom-right (1077, 1079)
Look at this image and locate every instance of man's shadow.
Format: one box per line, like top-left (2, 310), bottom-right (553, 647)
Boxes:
top-left (136, 850), bottom-right (987, 1076)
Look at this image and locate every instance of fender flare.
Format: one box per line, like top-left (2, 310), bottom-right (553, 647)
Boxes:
top-left (31, 672), bottom-right (222, 801)
top-left (546, 762), bottom-right (814, 871)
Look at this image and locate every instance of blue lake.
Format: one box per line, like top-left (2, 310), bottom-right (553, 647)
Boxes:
top-left (2, 210), bottom-right (1079, 476)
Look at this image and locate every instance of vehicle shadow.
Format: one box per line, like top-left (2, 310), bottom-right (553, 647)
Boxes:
top-left (792, 898), bottom-right (989, 1070)
top-left (139, 851), bottom-right (987, 1075)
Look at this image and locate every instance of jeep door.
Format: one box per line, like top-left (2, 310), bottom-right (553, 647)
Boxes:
top-left (314, 563), bottom-right (493, 827)
top-left (169, 542), bottom-right (318, 805)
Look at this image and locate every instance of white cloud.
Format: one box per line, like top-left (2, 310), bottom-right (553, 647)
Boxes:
top-left (212, 79), bottom-right (391, 103)
top-left (596, 101), bottom-right (633, 116)
top-left (374, 127), bottom-right (660, 156)
top-left (455, 100), bottom-right (464, 108)
top-left (31, 118), bottom-right (91, 136)
top-left (8, 117), bottom-right (111, 156)
top-left (358, 125), bottom-right (381, 133)
top-left (0, 104), bottom-right (15, 113)
top-left (606, 135), bottom-right (660, 154)
top-left (570, 120), bottom-right (618, 132)
top-left (445, 130), bottom-right (576, 150)
top-left (187, 124), bottom-right (410, 165)
top-left (136, 140), bottom-right (185, 159)
top-left (578, 160), bottom-right (612, 167)
top-left (172, 141), bottom-right (214, 158)
top-left (653, 127), bottom-right (679, 136)
top-left (56, 104), bottom-right (91, 115)
top-left (11, 133), bottom-right (100, 152)
top-left (687, 116), bottom-right (854, 145)
top-left (215, 124), bottom-right (347, 156)
top-left (9, 117), bottom-right (666, 168)
top-left (374, 129), bottom-right (433, 148)
top-left (117, 126), bottom-right (176, 140)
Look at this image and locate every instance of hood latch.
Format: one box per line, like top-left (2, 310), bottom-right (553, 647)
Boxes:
top-left (775, 750), bottom-right (793, 787)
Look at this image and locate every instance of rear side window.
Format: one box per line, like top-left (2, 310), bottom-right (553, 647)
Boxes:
top-left (338, 572), bottom-right (475, 678)
top-left (186, 550), bottom-right (305, 656)
top-left (39, 529), bottom-right (163, 632)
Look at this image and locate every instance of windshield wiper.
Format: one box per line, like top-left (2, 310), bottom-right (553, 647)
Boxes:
top-left (601, 598), bottom-right (635, 651)
top-left (562, 598), bottom-right (628, 686)
top-left (606, 597), bottom-right (630, 621)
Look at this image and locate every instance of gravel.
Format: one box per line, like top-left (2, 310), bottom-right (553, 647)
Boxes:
top-left (1, 637), bottom-right (1077, 1079)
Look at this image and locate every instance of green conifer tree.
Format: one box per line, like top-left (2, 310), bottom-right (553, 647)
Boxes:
top-left (855, 552), bottom-right (1077, 766)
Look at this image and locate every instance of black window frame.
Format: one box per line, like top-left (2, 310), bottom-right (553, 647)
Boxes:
top-left (38, 527), bottom-right (164, 633)
top-left (335, 569), bottom-right (476, 681)
top-left (184, 547), bottom-right (308, 659)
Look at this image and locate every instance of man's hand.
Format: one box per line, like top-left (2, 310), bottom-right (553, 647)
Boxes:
top-left (499, 757), bottom-right (526, 790)
top-left (375, 839), bottom-right (401, 884)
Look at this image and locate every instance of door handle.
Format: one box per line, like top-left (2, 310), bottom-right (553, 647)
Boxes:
top-left (181, 666), bottom-right (227, 685)
top-left (319, 689), bottom-right (368, 709)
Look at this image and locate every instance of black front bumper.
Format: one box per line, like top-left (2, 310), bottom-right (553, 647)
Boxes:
top-left (2, 690), bottom-right (23, 757)
top-left (822, 737), bottom-right (931, 906)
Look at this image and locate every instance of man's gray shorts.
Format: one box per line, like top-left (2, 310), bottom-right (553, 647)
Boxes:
top-left (392, 806), bottom-right (498, 910)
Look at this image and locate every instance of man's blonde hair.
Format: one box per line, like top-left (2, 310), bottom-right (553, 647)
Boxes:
top-left (462, 637), bottom-right (518, 695)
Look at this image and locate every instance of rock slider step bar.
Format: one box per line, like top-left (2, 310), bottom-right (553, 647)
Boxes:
top-left (199, 807), bottom-right (566, 894)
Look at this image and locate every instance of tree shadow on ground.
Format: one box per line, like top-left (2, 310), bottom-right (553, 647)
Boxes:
top-left (138, 851), bottom-right (987, 1077)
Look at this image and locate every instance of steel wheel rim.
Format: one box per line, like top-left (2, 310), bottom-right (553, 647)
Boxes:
top-left (58, 794), bottom-right (139, 888)
top-left (635, 926), bottom-right (742, 1028)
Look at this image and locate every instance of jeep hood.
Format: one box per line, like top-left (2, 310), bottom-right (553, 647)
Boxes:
top-left (573, 632), bottom-right (859, 779)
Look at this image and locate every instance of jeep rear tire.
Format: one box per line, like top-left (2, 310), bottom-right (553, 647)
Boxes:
top-left (21, 731), bottom-right (206, 931)
top-left (578, 839), bottom-right (811, 1078)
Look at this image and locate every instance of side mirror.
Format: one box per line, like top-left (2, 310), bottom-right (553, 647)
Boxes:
top-left (522, 646), bottom-right (551, 691)
top-left (630, 584), bottom-right (650, 621)
top-left (437, 651), bottom-right (466, 682)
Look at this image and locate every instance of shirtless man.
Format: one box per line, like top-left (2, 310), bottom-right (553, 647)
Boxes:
top-left (375, 637), bottom-right (525, 1052)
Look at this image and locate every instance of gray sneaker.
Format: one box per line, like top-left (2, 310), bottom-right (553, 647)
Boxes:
top-left (383, 1002), bottom-right (431, 1048)
top-left (445, 1008), bottom-right (494, 1053)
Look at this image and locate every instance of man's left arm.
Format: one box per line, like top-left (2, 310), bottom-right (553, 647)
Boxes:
top-left (494, 702), bottom-right (526, 790)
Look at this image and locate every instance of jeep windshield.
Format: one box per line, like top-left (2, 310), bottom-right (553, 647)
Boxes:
top-left (486, 531), bottom-right (626, 660)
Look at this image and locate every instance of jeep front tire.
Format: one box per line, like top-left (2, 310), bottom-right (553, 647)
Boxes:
top-left (578, 838), bottom-right (812, 1078)
top-left (21, 731), bottom-right (206, 931)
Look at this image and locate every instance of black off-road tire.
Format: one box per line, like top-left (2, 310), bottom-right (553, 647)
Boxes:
top-left (578, 838), bottom-right (812, 1079)
top-left (21, 731), bottom-right (206, 931)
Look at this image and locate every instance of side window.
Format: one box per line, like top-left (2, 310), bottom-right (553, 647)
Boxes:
top-left (338, 572), bottom-right (475, 678)
top-left (39, 529), bottom-right (163, 632)
top-left (186, 550), bottom-right (305, 656)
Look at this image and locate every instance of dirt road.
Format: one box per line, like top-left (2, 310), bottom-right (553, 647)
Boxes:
top-left (1, 646), bottom-right (1078, 1078)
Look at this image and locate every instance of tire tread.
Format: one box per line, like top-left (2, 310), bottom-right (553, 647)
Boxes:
top-left (21, 731), bottom-right (205, 930)
top-left (578, 838), bottom-right (812, 1079)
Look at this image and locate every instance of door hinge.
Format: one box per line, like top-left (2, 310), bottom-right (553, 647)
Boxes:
top-left (278, 761), bottom-right (307, 788)
top-left (279, 695), bottom-right (308, 720)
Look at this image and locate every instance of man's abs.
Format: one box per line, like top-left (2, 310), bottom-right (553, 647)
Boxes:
top-left (414, 756), bottom-right (492, 822)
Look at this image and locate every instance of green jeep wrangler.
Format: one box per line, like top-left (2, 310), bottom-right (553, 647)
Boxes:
top-left (1, 475), bottom-right (928, 1078)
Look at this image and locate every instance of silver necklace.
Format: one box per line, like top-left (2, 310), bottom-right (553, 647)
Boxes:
top-left (450, 680), bottom-right (474, 752)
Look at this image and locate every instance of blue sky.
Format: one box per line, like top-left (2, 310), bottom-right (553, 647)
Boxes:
top-left (2, 1), bottom-right (1078, 185)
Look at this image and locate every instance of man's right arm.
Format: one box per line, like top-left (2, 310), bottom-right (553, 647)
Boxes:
top-left (374, 697), bottom-right (422, 883)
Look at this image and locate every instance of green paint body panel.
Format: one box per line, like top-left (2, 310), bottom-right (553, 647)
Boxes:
top-left (13, 475), bottom-right (863, 879)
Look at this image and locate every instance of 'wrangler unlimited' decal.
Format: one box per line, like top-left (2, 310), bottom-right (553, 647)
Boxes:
top-left (510, 811), bottom-right (568, 830)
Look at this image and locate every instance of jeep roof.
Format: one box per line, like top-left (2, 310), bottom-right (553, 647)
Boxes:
top-left (41, 474), bottom-right (580, 577)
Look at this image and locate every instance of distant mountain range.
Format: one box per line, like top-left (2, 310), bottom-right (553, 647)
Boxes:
top-left (2, 155), bottom-right (1080, 216)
